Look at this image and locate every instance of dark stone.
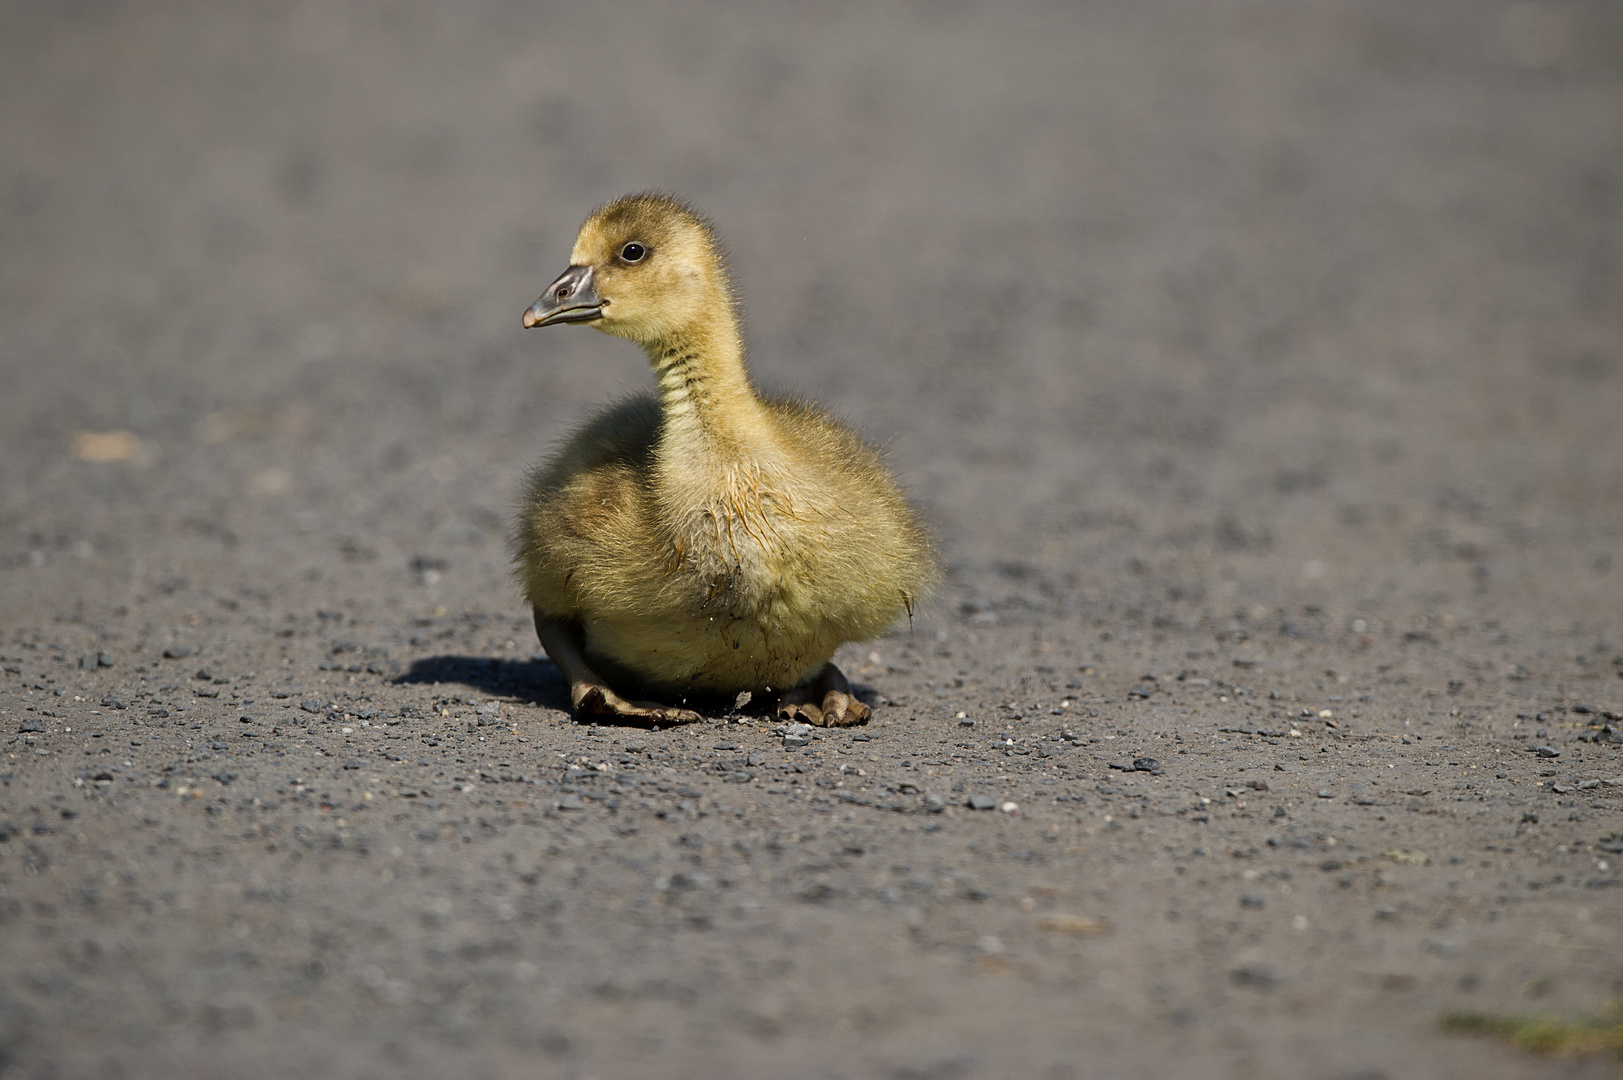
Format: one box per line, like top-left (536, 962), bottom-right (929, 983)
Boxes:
top-left (1229, 965), bottom-right (1279, 989)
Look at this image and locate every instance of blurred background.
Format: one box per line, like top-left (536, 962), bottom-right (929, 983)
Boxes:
top-left (2, 0), bottom-right (1620, 630)
top-left (2, 5), bottom-right (1622, 1076)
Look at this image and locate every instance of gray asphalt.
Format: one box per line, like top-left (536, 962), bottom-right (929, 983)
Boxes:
top-left (2, 3), bottom-right (1621, 1078)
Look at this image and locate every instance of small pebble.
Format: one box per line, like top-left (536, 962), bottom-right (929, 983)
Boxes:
top-left (1036, 914), bottom-right (1107, 936)
top-left (967, 794), bottom-right (998, 810)
top-left (1317, 789), bottom-right (1334, 798)
top-left (1229, 966), bottom-right (1279, 990)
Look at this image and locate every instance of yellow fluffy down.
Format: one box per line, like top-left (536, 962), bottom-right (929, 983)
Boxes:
top-left (512, 193), bottom-right (938, 697)
top-left (514, 393), bottom-right (937, 694)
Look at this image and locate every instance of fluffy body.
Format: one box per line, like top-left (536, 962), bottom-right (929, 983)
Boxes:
top-left (512, 193), bottom-right (938, 707)
top-left (515, 393), bottom-right (933, 693)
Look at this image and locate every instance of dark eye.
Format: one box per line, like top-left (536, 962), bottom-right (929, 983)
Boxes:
top-left (620, 242), bottom-right (646, 263)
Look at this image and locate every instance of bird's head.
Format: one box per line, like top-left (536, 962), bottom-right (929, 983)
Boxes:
top-left (523, 193), bottom-right (732, 347)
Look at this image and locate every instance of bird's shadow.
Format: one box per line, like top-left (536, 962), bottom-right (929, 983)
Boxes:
top-left (393, 654), bottom-right (879, 727)
top-left (394, 655), bottom-right (570, 710)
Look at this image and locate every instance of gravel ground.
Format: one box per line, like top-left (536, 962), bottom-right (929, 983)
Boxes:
top-left (2, 3), bottom-right (1622, 1078)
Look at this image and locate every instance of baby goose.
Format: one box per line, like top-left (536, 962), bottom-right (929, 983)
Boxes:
top-left (513, 193), bottom-right (938, 726)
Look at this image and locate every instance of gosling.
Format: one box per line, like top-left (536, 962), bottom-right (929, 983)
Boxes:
top-left (513, 193), bottom-right (938, 726)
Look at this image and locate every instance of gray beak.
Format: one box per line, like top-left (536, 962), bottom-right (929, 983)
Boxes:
top-left (523, 265), bottom-right (603, 328)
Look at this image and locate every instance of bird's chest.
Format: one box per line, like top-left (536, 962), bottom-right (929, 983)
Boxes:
top-left (675, 501), bottom-right (789, 612)
top-left (662, 474), bottom-right (809, 619)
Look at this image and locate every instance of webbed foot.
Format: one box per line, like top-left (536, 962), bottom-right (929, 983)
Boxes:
top-left (573, 681), bottom-right (702, 726)
top-left (536, 612), bottom-right (701, 726)
top-left (777, 662), bottom-right (871, 727)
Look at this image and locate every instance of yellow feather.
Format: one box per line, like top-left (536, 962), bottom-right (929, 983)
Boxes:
top-left (512, 194), bottom-right (940, 695)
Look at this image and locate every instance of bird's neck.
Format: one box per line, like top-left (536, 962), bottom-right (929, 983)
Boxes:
top-left (643, 307), bottom-right (772, 466)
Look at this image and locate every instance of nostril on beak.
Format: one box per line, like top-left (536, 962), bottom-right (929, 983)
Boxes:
top-left (556, 284), bottom-right (572, 300)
